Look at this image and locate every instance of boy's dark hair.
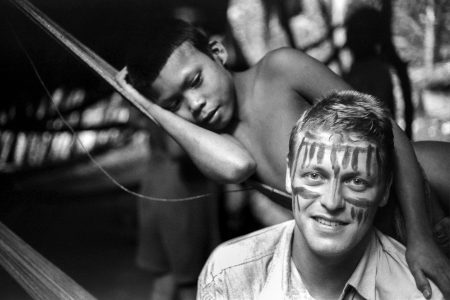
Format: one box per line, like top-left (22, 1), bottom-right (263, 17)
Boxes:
top-left (288, 90), bottom-right (394, 184)
top-left (126, 18), bottom-right (210, 99)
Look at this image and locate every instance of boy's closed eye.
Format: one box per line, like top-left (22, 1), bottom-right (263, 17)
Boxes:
top-left (190, 72), bottom-right (202, 88)
top-left (164, 97), bottom-right (182, 112)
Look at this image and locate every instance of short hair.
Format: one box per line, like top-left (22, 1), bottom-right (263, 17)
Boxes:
top-left (288, 90), bottom-right (394, 182)
top-left (126, 18), bottom-right (210, 98)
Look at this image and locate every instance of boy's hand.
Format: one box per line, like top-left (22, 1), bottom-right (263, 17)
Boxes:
top-left (406, 237), bottom-right (450, 298)
top-left (115, 67), bottom-right (159, 125)
top-left (116, 67), bottom-right (134, 93)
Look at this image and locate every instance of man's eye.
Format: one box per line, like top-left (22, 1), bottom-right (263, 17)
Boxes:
top-left (308, 173), bottom-right (320, 180)
top-left (303, 172), bottom-right (323, 184)
top-left (346, 178), bottom-right (368, 191)
top-left (350, 178), bottom-right (365, 185)
top-left (191, 73), bottom-right (202, 88)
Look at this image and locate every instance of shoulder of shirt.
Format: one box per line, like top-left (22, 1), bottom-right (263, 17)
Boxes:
top-left (374, 230), bottom-right (444, 299)
top-left (200, 220), bottom-right (294, 282)
top-left (374, 229), bottom-right (407, 262)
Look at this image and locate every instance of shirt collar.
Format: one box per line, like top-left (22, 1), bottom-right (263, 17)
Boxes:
top-left (258, 221), bottom-right (313, 299)
top-left (343, 230), bottom-right (378, 300)
top-left (258, 223), bottom-right (380, 300)
top-left (259, 223), bottom-right (380, 300)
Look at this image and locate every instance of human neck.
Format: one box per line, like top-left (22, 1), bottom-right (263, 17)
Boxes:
top-left (291, 227), bottom-right (370, 299)
top-left (231, 69), bottom-right (254, 124)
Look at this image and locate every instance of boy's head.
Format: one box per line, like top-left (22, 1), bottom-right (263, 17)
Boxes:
top-left (126, 19), bottom-right (235, 131)
top-left (126, 19), bottom-right (210, 91)
top-left (286, 90), bottom-right (394, 258)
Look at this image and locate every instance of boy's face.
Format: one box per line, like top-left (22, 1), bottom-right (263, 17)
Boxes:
top-left (149, 41), bottom-right (235, 131)
top-left (286, 129), bottom-right (389, 258)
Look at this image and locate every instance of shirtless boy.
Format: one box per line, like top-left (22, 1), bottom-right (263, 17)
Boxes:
top-left (117, 19), bottom-right (450, 297)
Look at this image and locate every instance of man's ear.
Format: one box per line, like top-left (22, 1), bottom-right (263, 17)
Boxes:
top-left (379, 175), bottom-right (393, 208)
top-left (209, 40), bottom-right (228, 65)
top-left (285, 158), bottom-right (293, 194)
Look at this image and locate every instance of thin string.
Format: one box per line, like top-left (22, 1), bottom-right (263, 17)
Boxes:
top-left (7, 21), bottom-right (253, 202)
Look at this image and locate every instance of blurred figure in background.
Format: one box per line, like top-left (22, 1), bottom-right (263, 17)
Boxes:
top-left (136, 122), bottom-right (220, 300)
top-left (343, 6), bottom-right (412, 138)
top-left (344, 7), bottom-right (395, 114)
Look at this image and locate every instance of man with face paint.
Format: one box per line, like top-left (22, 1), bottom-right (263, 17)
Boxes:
top-left (197, 91), bottom-right (443, 299)
top-left (118, 19), bottom-right (450, 297)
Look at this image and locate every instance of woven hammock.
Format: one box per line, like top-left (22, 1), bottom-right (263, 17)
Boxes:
top-left (0, 221), bottom-right (96, 300)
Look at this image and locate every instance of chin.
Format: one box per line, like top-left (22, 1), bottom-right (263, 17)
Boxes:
top-left (303, 227), bottom-right (359, 257)
top-left (309, 240), bottom-right (351, 257)
top-left (217, 108), bottom-right (233, 130)
top-left (310, 231), bottom-right (371, 260)
top-left (210, 123), bottom-right (224, 131)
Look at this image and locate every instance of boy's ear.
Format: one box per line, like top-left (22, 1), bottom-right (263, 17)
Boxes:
top-left (209, 40), bottom-right (228, 65)
top-left (379, 175), bottom-right (393, 208)
top-left (285, 159), bottom-right (293, 194)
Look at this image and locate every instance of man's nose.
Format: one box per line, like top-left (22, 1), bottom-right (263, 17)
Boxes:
top-left (320, 181), bottom-right (345, 211)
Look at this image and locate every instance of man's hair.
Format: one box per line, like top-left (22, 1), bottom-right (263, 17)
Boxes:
top-left (288, 90), bottom-right (394, 183)
top-left (126, 18), bottom-right (210, 98)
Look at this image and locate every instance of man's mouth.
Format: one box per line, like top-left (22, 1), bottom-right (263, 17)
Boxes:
top-left (313, 217), bottom-right (347, 227)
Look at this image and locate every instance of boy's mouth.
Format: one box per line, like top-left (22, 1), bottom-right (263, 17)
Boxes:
top-left (200, 107), bottom-right (218, 125)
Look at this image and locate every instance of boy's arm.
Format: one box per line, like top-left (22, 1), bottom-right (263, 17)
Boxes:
top-left (394, 123), bottom-right (450, 298)
top-left (116, 68), bottom-right (256, 184)
top-left (267, 48), bottom-right (450, 298)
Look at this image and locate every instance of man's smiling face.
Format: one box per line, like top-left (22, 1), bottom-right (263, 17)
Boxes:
top-left (287, 130), bottom-right (389, 258)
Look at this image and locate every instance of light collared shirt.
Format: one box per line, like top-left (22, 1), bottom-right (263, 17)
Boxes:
top-left (197, 220), bottom-right (442, 300)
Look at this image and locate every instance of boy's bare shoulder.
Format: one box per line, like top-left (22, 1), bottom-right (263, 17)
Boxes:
top-left (256, 47), bottom-right (310, 76)
top-left (254, 47), bottom-right (350, 103)
top-left (253, 47), bottom-right (327, 88)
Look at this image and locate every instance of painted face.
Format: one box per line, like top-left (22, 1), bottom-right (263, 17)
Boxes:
top-left (287, 130), bottom-right (388, 258)
top-left (150, 41), bottom-right (235, 131)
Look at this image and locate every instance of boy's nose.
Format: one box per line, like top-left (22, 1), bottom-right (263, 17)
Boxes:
top-left (187, 94), bottom-right (206, 114)
top-left (320, 182), bottom-right (345, 211)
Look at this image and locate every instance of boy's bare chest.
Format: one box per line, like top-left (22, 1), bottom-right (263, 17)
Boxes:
top-left (237, 84), bottom-right (311, 149)
top-left (233, 122), bottom-right (286, 190)
top-left (233, 90), bottom-right (311, 190)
